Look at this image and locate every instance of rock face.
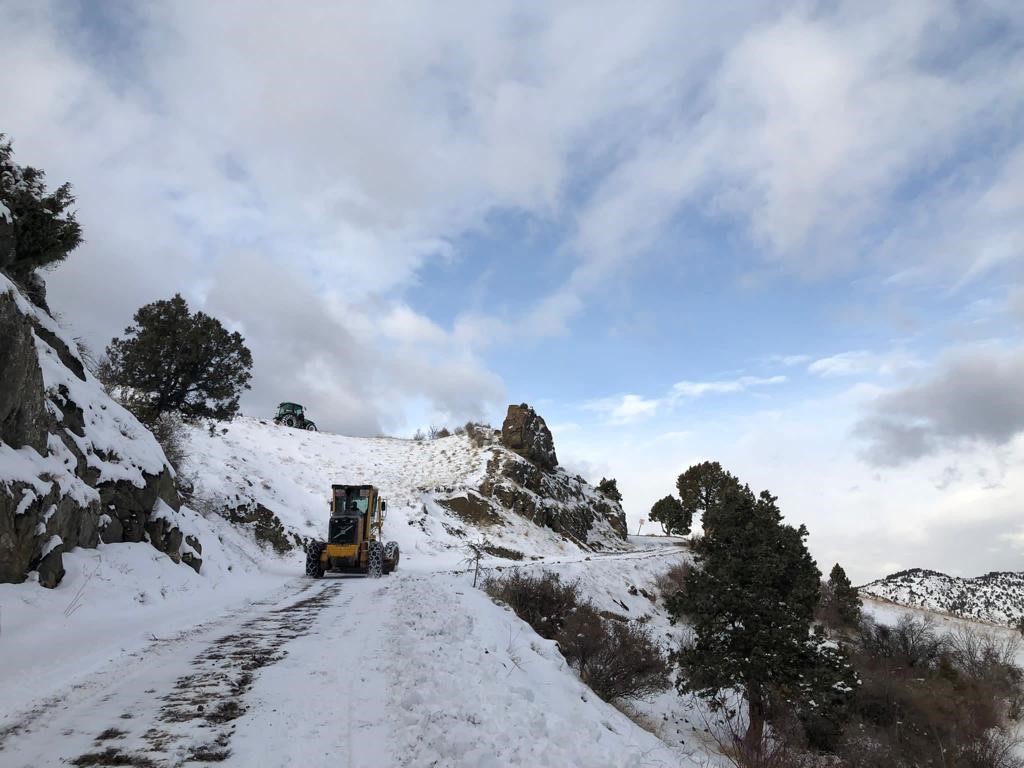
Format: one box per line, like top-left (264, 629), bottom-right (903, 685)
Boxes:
top-left (442, 407), bottom-right (627, 548)
top-left (500, 403), bottom-right (558, 471)
top-left (0, 274), bottom-right (200, 587)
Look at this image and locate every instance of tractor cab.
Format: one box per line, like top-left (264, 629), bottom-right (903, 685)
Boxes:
top-left (273, 402), bottom-right (317, 431)
top-left (276, 401), bottom-right (304, 419)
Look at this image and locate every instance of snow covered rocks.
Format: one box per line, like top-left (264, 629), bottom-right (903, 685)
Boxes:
top-left (0, 274), bottom-right (200, 587)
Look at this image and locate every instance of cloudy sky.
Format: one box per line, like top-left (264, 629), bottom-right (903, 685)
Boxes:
top-left (3, 0), bottom-right (1022, 582)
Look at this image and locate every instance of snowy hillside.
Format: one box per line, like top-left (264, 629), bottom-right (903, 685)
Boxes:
top-left (182, 416), bottom-right (628, 571)
top-left (861, 568), bottom-right (1024, 626)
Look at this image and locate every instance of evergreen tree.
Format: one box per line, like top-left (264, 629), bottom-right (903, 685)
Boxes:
top-left (596, 477), bottom-right (622, 502)
top-left (671, 478), bottom-right (855, 754)
top-left (104, 294), bottom-right (253, 424)
top-left (0, 135), bottom-right (83, 278)
top-left (676, 460), bottom-right (739, 534)
top-left (828, 563), bottom-right (862, 627)
top-left (648, 495), bottom-right (690, 536)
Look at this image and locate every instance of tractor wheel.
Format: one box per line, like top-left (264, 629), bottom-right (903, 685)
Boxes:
top-left (368, 541), bottom-right (384, 578)
top-left (282, 414), bottom-right (298, 428)
top-left (305, 422), bottom-right (317, 431)
top-left (383, 541), bottom-right (400, 574)
top-left (305, 543), bottom-right (325, 578)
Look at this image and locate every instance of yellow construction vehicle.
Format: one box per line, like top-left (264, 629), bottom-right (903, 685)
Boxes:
top-left (305, 484), bottom-right (399, 578)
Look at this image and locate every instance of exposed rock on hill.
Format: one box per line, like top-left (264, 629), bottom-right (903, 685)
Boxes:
top-left (443, 417), bottom-right (626, 548)
top-left (0, 274), bottom-right (201, 587)
top-left (500, 403), bottom-right (558, 471)
top-left (861, 567), bottom-right (1024, 626)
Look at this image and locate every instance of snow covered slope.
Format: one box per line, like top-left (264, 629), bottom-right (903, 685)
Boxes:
top-left (861, 568), bottom-right (1024, 626)
top-left (0, 273), bottom-right (202, 588)
top-left (182, 416), bottom-right (628, 571)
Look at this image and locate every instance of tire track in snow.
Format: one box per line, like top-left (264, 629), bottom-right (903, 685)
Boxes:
top-left (0, 580), bottom-right (341, 767)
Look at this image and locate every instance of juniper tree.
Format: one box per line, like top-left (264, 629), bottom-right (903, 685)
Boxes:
top-left (676, 460), bottom-right (739, 534)
top-left (103, 294), bottom-right (252, 424)
top-left (828, 563), bottom-right (862, 628)
top-left (670, 478), bottom-right (856, 755)
top-left (596, 477), bottom-right (622, 502)
top-left (0, 135), bottom-right (83, 279)
top-left (649, 495), bottom-right (690, 536)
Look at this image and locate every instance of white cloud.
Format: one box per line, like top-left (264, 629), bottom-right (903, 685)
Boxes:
top-left (768, 354), bottom-right (812, 366)
top-left (808, 349), bottom-right (920, 378)
top-left (583, 375), bottom-right (786, 426)
top-left (671, 375), bottom-right (786, 399)
top-left (808, 351), bottom-right (877, 377)
top-left (583, 394), bottom-right (661, 425)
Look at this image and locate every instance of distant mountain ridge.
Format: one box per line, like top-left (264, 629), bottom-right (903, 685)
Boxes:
top-left (860, 567), bottom-right (1024, 626)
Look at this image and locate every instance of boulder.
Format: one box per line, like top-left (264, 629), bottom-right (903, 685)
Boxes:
top-left (500, 403), bottom-right (558, 471)
top-left (37, 539), bottom-right (65, 588)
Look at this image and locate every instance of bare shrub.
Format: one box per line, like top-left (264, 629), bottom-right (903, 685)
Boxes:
top-left (958, 730), bottom-right (1024, 768)
top-left (838, 614), bottom-right (1024, 768)
top-left (945, 625), bottom-right (1021, 681)
top-left (150, 412), bottom-right (187, 473)
top-left (695, 693), bottom-right (809, 768)
top-left (556, 603), bottom-right (670, 701)
top-left (428, 425), bottom-right (452, 439)
top-left (483, 570), bottom-right (579, 639)
top-left (655, 560), bottom-right (691, 600)
top-left (859, 614), bottom-right (943, 669)
top-left (464, 422), bottom-right (494, 447)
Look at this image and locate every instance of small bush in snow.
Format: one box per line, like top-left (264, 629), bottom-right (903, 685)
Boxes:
top-left (556, 603), bottom-right (670, 701)
top-left (596, 477), bottom-right (622, 502)
top-left (150, 411), bottom-right (187, 473)
top-left (655, 560), bottom-right (691, 604)
top-left (483, 570), bottom-right (579, 640)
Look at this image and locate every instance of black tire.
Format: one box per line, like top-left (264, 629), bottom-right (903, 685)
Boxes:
top-left (282, 414), bottom-right (298, 428)
top-left (305, 543), bottom-right (325, 578)
top-left (305, 422), bottom-right (317, 431)
top-left (383, 541), bottom-right (400, 574)
top-left (368, 541), bottom-right (384, 578)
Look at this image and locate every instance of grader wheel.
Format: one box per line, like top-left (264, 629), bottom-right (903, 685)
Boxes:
top-left (383, 541), bottom-right (400, 575)
top-left (368, 541), bottom-right (384, 578)
top-left (305, 543), bottom-right (325, 578)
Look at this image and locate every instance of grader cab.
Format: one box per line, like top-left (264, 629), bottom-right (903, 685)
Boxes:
top-left (305, 484), bottom-right (399, 578)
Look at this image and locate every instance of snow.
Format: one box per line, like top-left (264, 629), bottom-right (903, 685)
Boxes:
top-left (0, 536), bottom-right (710, 766)
top-left (0, 199), bottom-right (11, 223)
top-left (1, 337), bottom-right (716, 766)
top-left (183, 417), bottom-right (624, 572)
top-left (0, 272), bottom-right (168, 493)
top-left (40, 534), bottom-right (62, 557)
top-left (862, 568), bottom-right (1024, 626)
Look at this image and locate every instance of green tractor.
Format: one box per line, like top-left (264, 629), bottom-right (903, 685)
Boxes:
top-left (274, 402), bottom-right (317, 431)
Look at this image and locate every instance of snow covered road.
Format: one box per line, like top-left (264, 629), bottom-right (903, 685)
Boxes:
top-left (1, 557), bottom-right (685, 768)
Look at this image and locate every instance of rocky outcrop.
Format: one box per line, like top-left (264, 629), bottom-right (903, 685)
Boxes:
top-left (438, 407), bottom-right (627, 549)
top-left (0, 275), bottom-right (201, 588)
top-left (222, 500), bottom-right (306, 554)
top-left (500, 403), bottom-right (558, 471)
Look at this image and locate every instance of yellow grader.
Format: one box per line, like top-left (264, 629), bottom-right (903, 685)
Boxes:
top-left (305, 484), bottom-right (399, 578)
